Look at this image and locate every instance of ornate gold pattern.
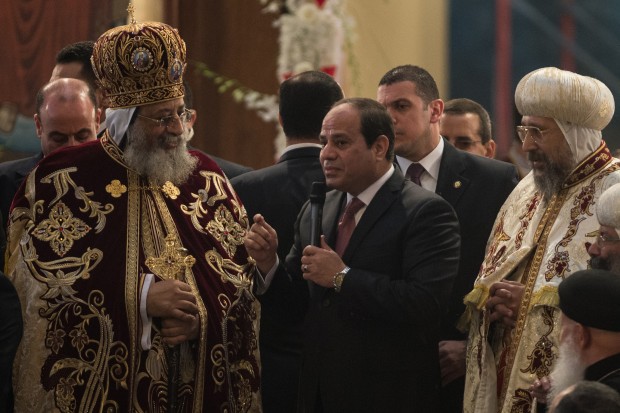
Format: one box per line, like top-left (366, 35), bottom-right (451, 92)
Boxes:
top-left (91, 19), bottom-right (186, 109)
top-left (498, 189), bottom-right (567, 406)
top-left (40, 168), bottom-right (114, 233)
top-left (181, 171), bottom-right (231, 233)
top-left (520, 306), bottom-right (557, 377)
top-left (161, 181), bottom-right (180, 200)
top-left (206, 205), bottom-right (246, 258)
top-left (105, 179), bottom-right (127, 198)
top-left (32, 201), bottom-right (91, 257)
top-left (205, 250), bottom-right (255, 290)
top-left (145, 234), bottom-right (196, 281)
top-left (565, 142), bottom-right (613, 187)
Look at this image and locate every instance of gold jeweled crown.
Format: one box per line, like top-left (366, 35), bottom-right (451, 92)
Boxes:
top-left (91, 13), bottom-right (186, 109)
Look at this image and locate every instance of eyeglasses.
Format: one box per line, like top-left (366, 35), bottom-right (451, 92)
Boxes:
top-left (516, 125), bottom-right (548, 144)
top-left (453, 139), bottom-right (482, 150)
top-left (596, 232), bottom-right (620, 246)
top-left (137, 109), bottom-right (192, 129)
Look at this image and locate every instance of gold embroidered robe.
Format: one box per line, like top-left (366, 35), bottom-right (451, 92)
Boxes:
top-left (463, 143), bottom-right (620, 413)
top-left (6, 134), bottom-right (262, 412)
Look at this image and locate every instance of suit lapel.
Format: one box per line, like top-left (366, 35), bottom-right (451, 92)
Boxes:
top-left (436, 139), bottom-right (470, 207)
top-left (342, 170), bottom-right (403, 261)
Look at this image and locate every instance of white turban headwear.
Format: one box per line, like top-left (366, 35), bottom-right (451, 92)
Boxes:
top-left (597, 183), bottom-right (620, 231)
top-left (515, 67), bottom-right (614, 163)
top-left (103, 107), bottom-right (136, 145)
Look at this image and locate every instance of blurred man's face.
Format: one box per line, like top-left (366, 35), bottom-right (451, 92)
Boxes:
top-left (50, 62), bottom-right (85, 82)
top-left (441, 112), bottom-right (495, 158)
top-left (588, 224), bottom-right (620, 273)
top-left (125, 97), bottom-right (197, 186)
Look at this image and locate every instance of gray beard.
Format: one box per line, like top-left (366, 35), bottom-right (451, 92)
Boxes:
top-left (530, 149), bottom-right (575, 203)
top-left (124, 123), bottom-right (197, 187)
top-left (548, 336), bottom-right (587, 404)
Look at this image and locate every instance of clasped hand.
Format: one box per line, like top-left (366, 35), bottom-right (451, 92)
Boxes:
top-left (485, 280), bottom-right (525, 327)
top-left (147, 279), bottom-right (199, 345)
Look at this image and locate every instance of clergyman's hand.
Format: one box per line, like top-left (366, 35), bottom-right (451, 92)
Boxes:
top-left (486, 280), bottom-right (525, 327)
top-left (161, 314), bottom-right (200, 346)
top-left (146, 279), bottom-right (198, 322)
top-left (244, 214), bottom-right (278, 273)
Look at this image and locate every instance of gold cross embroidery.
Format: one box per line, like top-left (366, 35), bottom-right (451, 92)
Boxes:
top-left (145, 234), bottom-right (196, 280)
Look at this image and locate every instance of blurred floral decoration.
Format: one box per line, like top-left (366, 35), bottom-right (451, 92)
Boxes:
top-left (195, 0), bottom-right (356, 153)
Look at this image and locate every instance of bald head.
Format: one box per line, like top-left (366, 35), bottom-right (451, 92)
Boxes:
top-left (34, 78), bottom-right (100, 156)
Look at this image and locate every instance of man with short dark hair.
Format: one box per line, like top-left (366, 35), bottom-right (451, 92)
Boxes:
top-left (246, 97), bottom-right (461, 411)
top-left (441, 98), bottom-right (495, 158)
top-left (550, 381), bottom-right (620, 413)
top-left (464, 67), bottom-right (620, 413)
top-left (377, 64), bottom-right (518, 413)
top-left (232, 70), bottom-right (343, 412)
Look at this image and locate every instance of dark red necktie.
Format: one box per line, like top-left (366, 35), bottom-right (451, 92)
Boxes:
top-left (334, 197), bottom-right (365, 256)
top-left (406, 163), bottom-right (425, 186)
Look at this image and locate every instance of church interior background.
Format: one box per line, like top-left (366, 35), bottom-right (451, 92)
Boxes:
top-left (1, 0), bottom-right (618, 170)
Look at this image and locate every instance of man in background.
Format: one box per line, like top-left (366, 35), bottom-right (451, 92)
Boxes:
top-left (464, 67), bottom-right (620, 413)
top-left (0, 78), bottom-right (99, 226)
top-left (550, 381), bottom-right (620, 413)
top-left (232, 70), bottom-right (343, 412)
top-left (548, 269), bottom-right (620, 401)
top-left (587, 182), bottom-right (620, 274)
top-left (0, 40), bottom-right (104, 225)
top-left (441, 98), bottom-right (496, 158)
top-left (377, 64), bottom-right (519, 413)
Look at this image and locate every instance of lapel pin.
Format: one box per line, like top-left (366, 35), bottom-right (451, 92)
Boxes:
top-left (454, 181), bottom-right (462, 188)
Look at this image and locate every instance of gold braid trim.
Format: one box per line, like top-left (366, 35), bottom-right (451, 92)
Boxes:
top-left (529, 285), bottom-right (559, 308)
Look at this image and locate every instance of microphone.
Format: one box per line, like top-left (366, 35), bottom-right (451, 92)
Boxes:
top-left (309, 181), bottom-right (326, 247)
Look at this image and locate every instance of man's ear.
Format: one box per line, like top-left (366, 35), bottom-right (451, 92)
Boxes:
top-left (429, 99), bottom-right (444, 124)
top-left (485, 139), bottom-right (497, 158)
top-left (373, 135), bottom-right (389, 160)
top-left (577, 324), bottom-right (592, 349)
top-left (188, 109), bottom-right (197, 128)
top-left (34, 113), bottom-right (43, 139)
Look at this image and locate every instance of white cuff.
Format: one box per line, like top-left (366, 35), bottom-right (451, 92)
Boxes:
top-left (254, 256), bottom-right (280, 295)
top-left (140, 273), bottom-right (155, 350)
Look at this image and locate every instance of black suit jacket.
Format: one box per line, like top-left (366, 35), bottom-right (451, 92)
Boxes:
top-left (0, 271), bottom-right (22, 413)
top-left (0, 153), bottom-right (42, 226)
top-left (210, 154), bottom-right (253, 179)
top-left (231, 146), bottom-right (323, 412)
top-left (433, 142), bottom-right (519, 340)
top-left (267, 169), bottom-right (460, 412)
top-left (232, 146), bottom-right (323, 260)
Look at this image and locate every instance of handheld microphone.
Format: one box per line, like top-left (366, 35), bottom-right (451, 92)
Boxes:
top-left (309, 181), bottom-right (326, 247)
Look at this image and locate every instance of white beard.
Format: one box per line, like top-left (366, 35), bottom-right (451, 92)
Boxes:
top-left (548, 335), bottom-right (587, 404)
top-left (124, 122), bottom-right (197, 186)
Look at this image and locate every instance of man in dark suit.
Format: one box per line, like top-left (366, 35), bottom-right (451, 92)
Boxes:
top-left (246, 98), bottom-right (461, 412)
top-left (377, 64), bottom-right (519, 413)
top-left (232, 70), bottom-right (343, 412)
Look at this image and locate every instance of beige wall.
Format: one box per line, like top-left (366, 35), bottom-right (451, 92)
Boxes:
top-left (344, 0), bottom-right (448, 99)
top-left (131, 0), bottom-right (164, 22)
